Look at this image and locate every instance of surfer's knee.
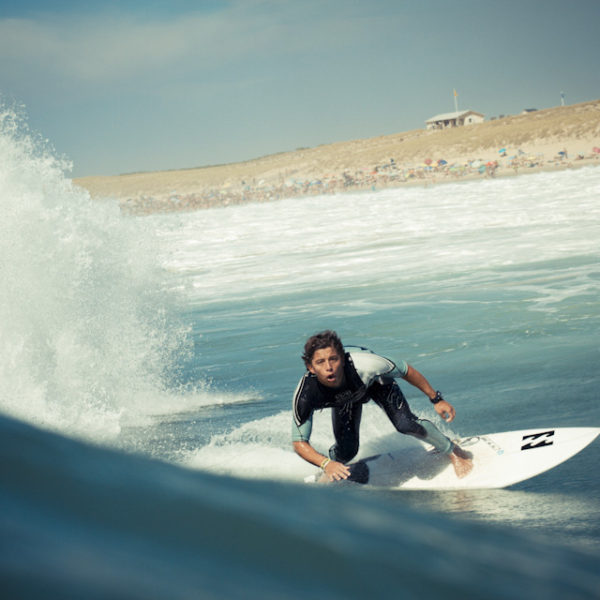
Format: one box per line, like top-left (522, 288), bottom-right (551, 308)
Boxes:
top-left (329, 440), bottom-right (359, 464)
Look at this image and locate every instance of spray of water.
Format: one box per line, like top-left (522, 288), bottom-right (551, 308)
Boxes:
top-left (0, 103), bottom-right (188, 442)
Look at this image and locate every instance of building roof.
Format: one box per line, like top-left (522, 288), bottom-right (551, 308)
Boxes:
top-left (426, 110), bottom-right (484, 123)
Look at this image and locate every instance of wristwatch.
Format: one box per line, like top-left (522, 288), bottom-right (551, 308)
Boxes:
top-left (430, 390), bottom-right (444, 404)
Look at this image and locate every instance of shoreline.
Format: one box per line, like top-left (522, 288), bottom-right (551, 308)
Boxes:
top-left (74, 99), bottom-right (600, 215)
top-left (120, 158), bottom-right (600, 216)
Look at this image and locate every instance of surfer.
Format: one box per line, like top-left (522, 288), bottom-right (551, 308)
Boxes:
top-left (292, 330), bottom-right (473, 481)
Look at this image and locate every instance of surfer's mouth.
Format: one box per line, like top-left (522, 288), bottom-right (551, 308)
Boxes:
top-left (324, 372), bottom-right (343, 387)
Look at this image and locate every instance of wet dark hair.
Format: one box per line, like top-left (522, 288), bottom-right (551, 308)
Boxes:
top-left (302, 330), bottom-right (344, 367)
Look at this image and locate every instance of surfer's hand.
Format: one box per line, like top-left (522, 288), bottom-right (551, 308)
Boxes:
top-left (323, 460), bottom-right (351, 481)
top-left (434, 400), bottom-right (456, 422)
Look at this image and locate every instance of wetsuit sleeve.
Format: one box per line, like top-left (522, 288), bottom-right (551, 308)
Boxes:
top-left (389, 359), bottom-right (408, 378)
top-left (292, 374), bottom-right (314, 442)
top-left (292, 413), bottom-right (313, 442)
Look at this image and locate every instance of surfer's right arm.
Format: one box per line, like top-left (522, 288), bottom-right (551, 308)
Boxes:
top-left (292, 389), bottom-right (350, 481)
top-left (292, 439), bottom-right (351, 481)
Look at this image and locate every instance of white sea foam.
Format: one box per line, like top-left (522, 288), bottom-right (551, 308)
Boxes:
top-left (157, 166), bottom-right (600, 315)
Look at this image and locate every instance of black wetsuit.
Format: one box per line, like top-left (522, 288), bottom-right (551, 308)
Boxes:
top-left (292, 349), bottom-right (452, 463)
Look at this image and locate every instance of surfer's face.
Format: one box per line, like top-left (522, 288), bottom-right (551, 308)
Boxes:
top-left (308, 346), bottom-right (345, 388)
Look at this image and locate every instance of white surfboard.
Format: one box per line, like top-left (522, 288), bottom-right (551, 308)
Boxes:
top-left (304, 427), bottom-right (600, 490)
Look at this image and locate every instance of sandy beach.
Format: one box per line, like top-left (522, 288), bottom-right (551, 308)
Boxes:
top-left (75, 99), bottom-right (600, 215)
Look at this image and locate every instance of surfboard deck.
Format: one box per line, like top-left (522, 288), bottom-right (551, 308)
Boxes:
top-left (304, 427), bottom-right (600, 490)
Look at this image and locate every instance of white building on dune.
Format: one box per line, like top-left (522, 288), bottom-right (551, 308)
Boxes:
top-left (425, 110), bottom-right (485, 130)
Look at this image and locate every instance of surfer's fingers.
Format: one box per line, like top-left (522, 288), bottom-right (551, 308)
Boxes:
top-left (435, 401), bottom-right (455, 421)
top-left (326, 461), bottom-right (351, 481)
top-left (443, 406), bottom-right (456, 422)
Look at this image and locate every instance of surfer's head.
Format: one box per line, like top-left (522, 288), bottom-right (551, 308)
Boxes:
top-left (302, 331), bottom-right (346, 388)
top-left (302, 330), bottom-right (344, 367)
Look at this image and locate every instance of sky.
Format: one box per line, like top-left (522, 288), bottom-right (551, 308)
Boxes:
top-left (1, 0), bottom-right (599, 177)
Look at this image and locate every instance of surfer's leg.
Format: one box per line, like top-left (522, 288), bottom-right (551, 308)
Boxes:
top-left (370, 382), bottom-right (453, 454)
top-left (372, 382), bottom-right (472, 478)
top-left (329, 402), bottom-right (362, 463)
top-left (417, 419), bottom-right (454, 455)
top-left (371, 382), bottom-right (472, 479)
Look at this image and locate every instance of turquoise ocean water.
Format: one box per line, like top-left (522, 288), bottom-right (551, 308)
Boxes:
top-left (1, 107), bottom-right (600, 598)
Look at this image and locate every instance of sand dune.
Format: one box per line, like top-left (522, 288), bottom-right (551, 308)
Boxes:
top-left (75, 99), bottom-right (600, 214)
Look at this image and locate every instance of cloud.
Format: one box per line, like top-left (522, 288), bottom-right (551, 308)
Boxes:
top-left (1, 7), bottom-right (262, 83)
top-left (0, 1), bottom-right (403, 91)
top-left (1, 15), bottom-right (220, 86)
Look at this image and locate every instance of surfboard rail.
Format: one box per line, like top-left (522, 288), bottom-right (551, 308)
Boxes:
top-left (304, 427), bottom-right (600, 490)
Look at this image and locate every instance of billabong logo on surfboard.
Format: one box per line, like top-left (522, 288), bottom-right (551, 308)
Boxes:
top-left (521, 430), bottom-right (555, 451)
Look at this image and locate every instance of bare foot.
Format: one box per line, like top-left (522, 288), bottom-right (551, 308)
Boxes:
top-left (449, 447), bottom-right (473, 479)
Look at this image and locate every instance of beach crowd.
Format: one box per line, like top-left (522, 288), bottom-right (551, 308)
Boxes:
top-left (121, 145), bottom-right (600, 215)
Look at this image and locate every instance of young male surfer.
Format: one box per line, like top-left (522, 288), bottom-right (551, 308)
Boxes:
top-left (292, 330), bottom-right (473, 482)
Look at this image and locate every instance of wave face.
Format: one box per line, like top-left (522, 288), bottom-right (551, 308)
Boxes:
top-left (2, 415), bottom-right (600, 600)
top-left (2, 105), bottom-right (600, 598)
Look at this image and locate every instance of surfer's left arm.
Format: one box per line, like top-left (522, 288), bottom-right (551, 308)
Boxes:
top-left (402, 365), bottom-right (456, 422)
